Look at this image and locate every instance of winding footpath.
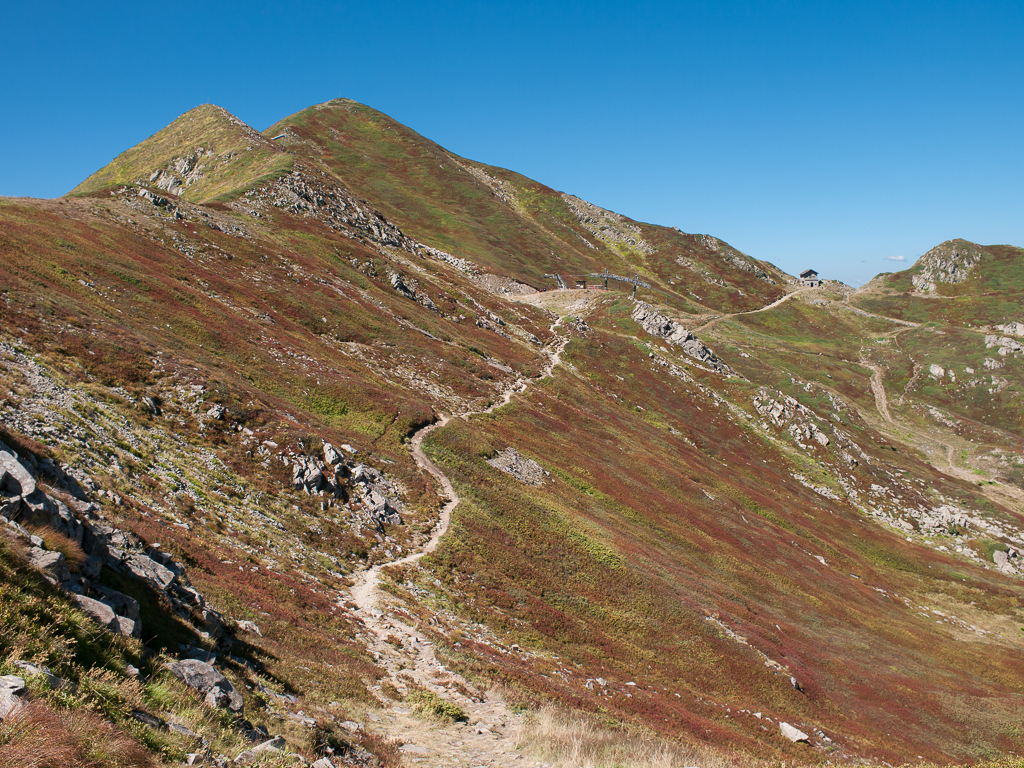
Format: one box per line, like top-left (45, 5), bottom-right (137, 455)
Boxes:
top-left (692, 285), bottom-right (813, 332)
top-left (343, 319), bottom-right (572, 766)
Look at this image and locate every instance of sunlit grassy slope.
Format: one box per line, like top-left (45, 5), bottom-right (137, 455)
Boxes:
top-left (266, 99), bottom-right (788, 313)
top-left (69, 104), bottom-right (293, 202)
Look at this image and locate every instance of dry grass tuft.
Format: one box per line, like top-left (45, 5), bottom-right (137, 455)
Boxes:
top-left (516, 705), bottom-right (756, 768)
top-left (25, 525), bottom-right (86, 573)
top-left (0, 701), bottom-right (156, 768)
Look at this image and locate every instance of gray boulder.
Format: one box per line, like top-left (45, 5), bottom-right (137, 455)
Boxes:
top-left (72, 593), bottom-right (139, 637)
top-left (165, 659), bottom-right (243, 713)
top-left (26, 547), bottom-right (70, 584)
top-left (0, 675), bottom-right (28, 721)
top-left (323, 443), bottom-right (341, 466)
top-left (72, 594), bottom-right (119, 632)
top-left (52, 500), bottom-right (84, 546)
top-left (12, 661), bottom-right (62, 690)
top-left (0, 448), bottom-right (36, 497)
top-left (125, 553), bottom-right (176, 590)
top-left (780, 721), bottom-right (810, 742)
top-left (96, 585), bottom-right (141, 622)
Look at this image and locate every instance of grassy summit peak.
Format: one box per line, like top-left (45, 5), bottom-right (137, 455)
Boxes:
top-left (69, 103), bottom-right (292, 203)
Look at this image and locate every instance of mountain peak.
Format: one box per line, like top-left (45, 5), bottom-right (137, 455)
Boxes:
top-left (69, 104), bottom-right (292, 203)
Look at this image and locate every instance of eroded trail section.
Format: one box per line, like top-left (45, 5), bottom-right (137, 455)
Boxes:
top-left (861, 360), bottom-right (894, 423)
top-left (345, 321), bottom-right (573, 766)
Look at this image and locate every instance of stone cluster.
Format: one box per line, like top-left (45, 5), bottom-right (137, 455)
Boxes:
top-left (289, 442), bottom-right (404, 532)
top-left (1, 439), bottom-right (225, 641)
top-left (631, 302), bottom-right (736, 375)
top-left (486, 447), bottom-right (550, 486)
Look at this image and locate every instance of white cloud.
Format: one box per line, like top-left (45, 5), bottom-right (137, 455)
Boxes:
top-left (885, 255), bottom-right (906, 261)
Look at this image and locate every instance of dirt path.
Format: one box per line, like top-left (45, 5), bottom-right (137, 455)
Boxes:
top-left (345, 315), bottom-right (575, 766)
top-left (692, 286), bottom-right (812, 333)
top-left (861, 360), bottom-right (894, 423)
top-left (849, 359), bottom-right (1024, 511)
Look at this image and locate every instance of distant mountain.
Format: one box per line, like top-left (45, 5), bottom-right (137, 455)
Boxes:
top-left (0, 101), bottom-right (1022, 767)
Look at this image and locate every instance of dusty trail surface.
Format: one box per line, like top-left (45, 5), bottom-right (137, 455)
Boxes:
top-left (345, 299), bottom-right (581, 766)
top-left (692, 286), bottom-right (812, 332)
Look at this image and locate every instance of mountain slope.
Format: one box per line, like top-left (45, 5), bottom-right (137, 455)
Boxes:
top-left (0, 103), bottom-right (1022, 767)
top-left (70, 104), bottom-right (293, 202)
top-left (265, 99), bottom-right (788, 313)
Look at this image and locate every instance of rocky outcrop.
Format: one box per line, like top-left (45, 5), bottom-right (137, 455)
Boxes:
top-left (631, 303), bottom-right (735, 375)
top-left (563, 194), bottom-right (653, 255)
top-left (388, 270), bottom-right (439, 312)
top-left (994, 321), bottom-right (1024, 337)
top-left (165, 659), bottom-right (244, 713)
top-left (245, 164), bottom-right (418, 253)
top-left (985, 334), bottom-right (1024, 358)
top-left (0, 438), bottom-right (226, 642)
top-left (753, 389), bottom-right (867, 466)
top-left (911, 240), bottom-right (985, 293)
top-left (487, 447), bottom-right (550, 486)
top-left (700, 235), bottom-right (777, 284)
top-left (147, 148), bottom-right (214, 197)
top-left (288, 444), bottom-right (404, 532)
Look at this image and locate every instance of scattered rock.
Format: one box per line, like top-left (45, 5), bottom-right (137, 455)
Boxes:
top-left (165, 659), bottom-right (244, 713)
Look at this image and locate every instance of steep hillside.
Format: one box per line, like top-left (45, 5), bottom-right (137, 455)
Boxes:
top-left (1, 103), bottom-right (1023, 768)
top-left (70, 104), bottom-right (294, 203)
top-left (265, 99), bottom-right (788, 313)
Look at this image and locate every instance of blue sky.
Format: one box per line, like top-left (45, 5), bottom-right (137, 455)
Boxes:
top-left (3, 1), bottom-right (1022, 286)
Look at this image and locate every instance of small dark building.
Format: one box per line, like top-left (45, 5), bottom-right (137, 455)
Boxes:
top-left (574, 280), bottom-right (587, 289)
top-left (799, 269), bottom-right (821, 287)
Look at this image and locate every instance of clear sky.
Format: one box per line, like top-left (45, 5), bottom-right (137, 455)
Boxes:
top-left (3, 1), bottom-right (1022, 286)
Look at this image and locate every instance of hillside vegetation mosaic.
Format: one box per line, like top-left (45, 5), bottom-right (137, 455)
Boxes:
top-left (1, 99), bottom-right (1023, 768)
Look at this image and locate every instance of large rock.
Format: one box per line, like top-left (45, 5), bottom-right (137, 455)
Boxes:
top-left (0, 447), bottom-right (36, 497)
top-left (96, 585), bottom-right (141, 622)
top-left (780, 721), bottom-right (810, 742)
top-left (165, 659), bottom-right (243, 713)
top-left (52, 500), bottom-right (84, 546)
top-left (125, 553), bottom-right (176, 591)
top-left (26, 547), bottom-right (70, 584)
top-left (73, 594), bottom-right (118, 631)
top-left (0, 675), bottom-right (28, 721)
top-left (323, 443), bottom-right (341, 466)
